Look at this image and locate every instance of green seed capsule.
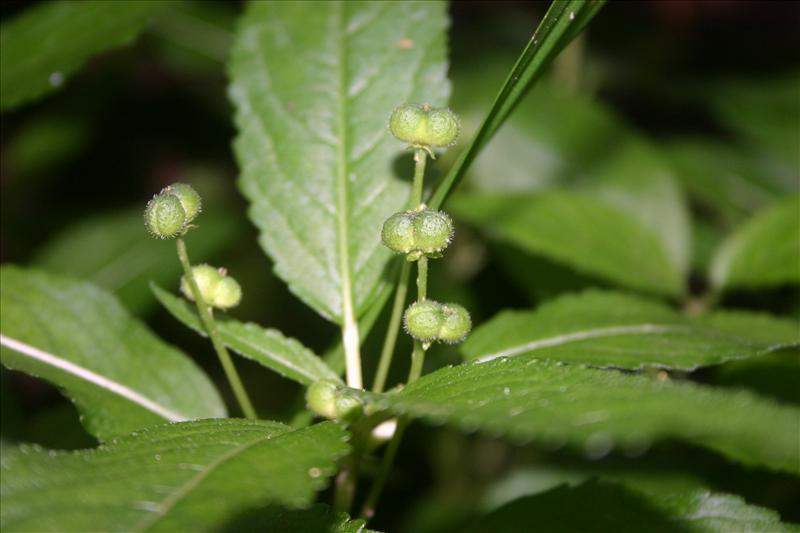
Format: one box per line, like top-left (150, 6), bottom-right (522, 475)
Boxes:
top-left (180, 264), bottom-right (222, 305)
top-left (306, 379), bottom-right (363, 422)
top-left (164, 183), bottom-right (202, 223)
top-left (381, 211), bottom-right (416, 254)
top-left (333, 393), bottom-right (364, 423)
top-left (425, 108), bottom-right (460, 147)
top-left (306, 379), bottom-right (339, 420)
top-left (213, 276), bottom-right (242, 310)
top-left (413, 209), bottom-right (453, 254)
top-left (438, 303), bottom-right (472, 344)
top-left (145, 193), bottom-right (187, 239)
top-left (389, 104), bottom-right (428, 145)
top-left (389, 104), bottom-right (460, 152)
top-left (404, 300), bottom-right (444, 342)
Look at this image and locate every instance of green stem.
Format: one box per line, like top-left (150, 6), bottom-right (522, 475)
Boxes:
top-left (372, 261), bottom-right (411, 393)
top-left (410, 149), bottom-right (428, 208)
top-left (370, 150), bottom-right (428, 393)
top-left (360, 418), bottom-right (408, 520)
top-left (176, 239), bottom-right (256, 419)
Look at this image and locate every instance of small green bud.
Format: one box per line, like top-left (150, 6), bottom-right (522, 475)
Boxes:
top-left (381, 211), bottom-right (416, 254)
top-left (334, 393), bottom-right (364, 423)
top-left (180, 264), bottom-right (241, 310)
top-left (389, 104), bottom-right (460, 152)
top-left (145, 193), bottom-right (188, 239)
top-left (438, 303), bottom-right (472, 344)
top-left (413, 209), bottom-right (453, 254)
top-left (306, 379), bottom-right (339, 420)
top-left (404, 300), bottom-right (444, 342)
top-left (163, 183), bottom-right (202, 223)
top-left (306, 379), bottom-right (363, 422)
top-left (425, 108), bottom-right (460, 147)
top-left (389, 104), bottom-right (428, 145)
top-left (180, 264), bottom-right (222, 305)
top-left (213, 276), bottom-right (242, 310)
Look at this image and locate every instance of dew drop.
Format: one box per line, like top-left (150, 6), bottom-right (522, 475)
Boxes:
top-left (308, 467), bottom-right (322, 478)
top-left (49, 71), bottom-right (64, 87)
top-left (584, 432), bottom-right (614, 460)
top-left (569, 11), bottom-right (575, 20)
top-left (503, 387), bottom-right (511, 396)
top-left (154, 454), bottom-right (161, 462)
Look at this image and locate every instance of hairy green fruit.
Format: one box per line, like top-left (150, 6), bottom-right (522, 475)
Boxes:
top-left (180, 264), bottom-right (241, 310)
top-left (306, 379), bottom-right (363, 422)
top-left (389, 104), bottom-right (460, 151)
top-left (413, 209), bottom-right (453, 254)
top-left (389, 104), bottom-right (428, 145)
top-left (381, 208), bottom-right (454, 259)
top-left (425, 108), bottom-right (460, 147)
top-left (164, 182), bottom-right (202, 222)
top-left (213, 276), bottom-right (242, 310)
top-left (381, 211), bottom-right (416, 254)
top-left (144, 193), bottom-right (187, 239)
top-left (439, 303), bottom-right (472, 344)
top-left (404, 300), bottom-right (444, 342)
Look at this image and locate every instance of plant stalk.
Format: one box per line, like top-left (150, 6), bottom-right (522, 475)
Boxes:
top-left (372, 261), bottom-right (411, 393)
top-left (176, 238), bottom-right (256, 419)
top-left (370, 149), bottom-right (428, 393)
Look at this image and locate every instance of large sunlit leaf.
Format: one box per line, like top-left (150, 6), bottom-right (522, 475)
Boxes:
top-left (0, 419), bottom-right (349, 532)
top-left (33, 208), bottom-right (239, 315)
top-left (465, 480), bottom-right (794, 533)
top-left (369, 359), bottom-right (800, 474)
top-left (710, 195), bottom-right (800, 290)
top-left (0, 0), bottom-right (166, 110)
top-left (463, 290), bottom-right (799, 370)
top-left (152, 284), bottom-right (340, 386)
top-left (451, 192), bottom-right (684, 297)
top-left (0, 266), bottom-right (225, 441)
top-left (229, 1), bottom-right (449, 323)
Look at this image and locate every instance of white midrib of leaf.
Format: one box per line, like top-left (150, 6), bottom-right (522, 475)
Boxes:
top-left (474, 324), bottom-right (691, 363)
top-left (334, 3), bottom-right (362, 389)
top-left (131, 433), bottom-right (269, 532)
top-left (0, 333), bottom-right (186, 422)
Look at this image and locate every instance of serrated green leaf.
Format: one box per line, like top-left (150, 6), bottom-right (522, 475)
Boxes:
top-left (32, 208), bottom-right (239, 315)
top-left (0, 0), bottom-right (166, 110)
top-left (0, 419), bottom-right (349, 532)
top-left (152, 283), bottom-right (340, 385)
top-left (0, 266), bottom-right (225, 441)
top-left (711, 195), bottom-right (800, 290)
top-left (229, 1), bottom-right (449, 323)
top-left (451, 192), bottom-right (684, 297)
top-left (465, 480), bottom-right (795, 533)
top-left (463, 290), bottom-right (798, 370)
top-left (368, 359), bottom-right (800, 474)
top-left (219, 503), bottom-right (370, 533)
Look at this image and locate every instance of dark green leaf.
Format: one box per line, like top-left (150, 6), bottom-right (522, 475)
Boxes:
top-left (451, 192), bottom-right (684, 297)
top-left (0, 0), bottom-right (165, 110)
top-left (153, 284), bottom-right (341, 385)
top-left (229, 1), bottom-right (449, 322)
top-left (0, 419), bottom-right (349, 532)
top-left (0, 266), bottom-right (225, 441)
top-left (369, 359), bottom-right (800, 474)
top-left (465, 480), bottom-right (794, 533)
top-left (711, 196), bottom-right (800, 290)
top-left (463, 290), bottom-right (798, 370)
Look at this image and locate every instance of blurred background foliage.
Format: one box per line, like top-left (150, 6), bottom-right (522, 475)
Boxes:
top-left (1, 1), bottom-right (798, 531)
